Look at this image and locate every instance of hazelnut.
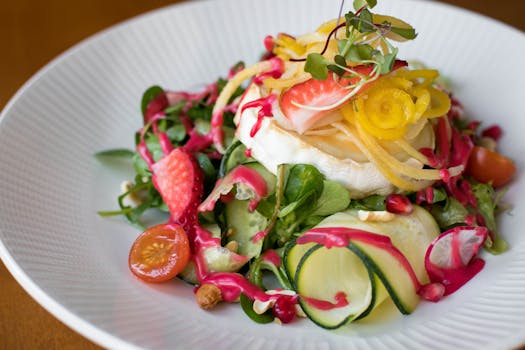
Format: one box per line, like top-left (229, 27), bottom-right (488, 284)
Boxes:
top-left (195, 284), bottom-right (223, 310)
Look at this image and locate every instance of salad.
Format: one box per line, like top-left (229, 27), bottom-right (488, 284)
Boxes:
top-left (97, 0), bottom-right (516, 328)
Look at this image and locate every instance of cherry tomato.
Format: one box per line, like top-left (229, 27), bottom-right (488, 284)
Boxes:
top-left (129, 223), bottom-right (191, 283)
top-left (466, 146), bottom-right (516, 188)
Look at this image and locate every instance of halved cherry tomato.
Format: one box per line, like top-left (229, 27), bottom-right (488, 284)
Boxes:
top-left (466, 146), bottom-right (516, 187)
top-left (129, 223), bottom-right (191, 283)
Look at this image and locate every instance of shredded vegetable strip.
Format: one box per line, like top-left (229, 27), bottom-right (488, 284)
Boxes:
top-left (356, 119), bottom-right (463, 181)
top-left (394, 138), bottom-right (431, 165)
top-left (336, 122), bottom-right (432, 191)
top-left (211, 59), bottom-right (277, 152)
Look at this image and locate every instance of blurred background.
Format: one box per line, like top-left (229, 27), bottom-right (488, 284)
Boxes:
top-left (0, 0), bottom-right (523, 349)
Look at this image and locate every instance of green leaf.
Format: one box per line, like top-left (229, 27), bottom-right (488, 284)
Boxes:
top-left (304, 53), bottom-right (329, 80)
top-left (279, 189), bottom-right (316, 218)
top-left (470, 182), bottom-right (497, 232)
top-left (255, 194), bottom-right (276, 218)
top-left (141, 85), bottom-right (164, 115)
top-left (379, 52), bottom-right (397, 74)
top-left (431, 197), bottom-right (469, 229)
top-left (164, 101), bottom-right (186, 115)
top-left (312, 180), bottom-right (351, 216)
top-left (349, 9), bottom-right (375, 33)
top-left (431, 188), bottom-right (448, 203)
top-left (353, 0), bottom-right (377, 10)
top-left (346, 44), bottom-right (374, 62)
top-left (194, 152), bottom-right (217, 183)
top-left (327, 64), bottom-right (346, 77)
top-left (284, 164), bottom-right (324, 203)
top-left (349, 194), bottom-right (386, 211)
top-left (194, 119), bottom-right (211, 135)
top-left (390, 26), bottom-right (417, 40)
top-left (132, 152), bottom-right (151, 178)
top-left (470, 181), bottom-right (508, 254)
top-left (94, 148), bottom-right (134, 159)
top-left (239, 294), bottom-right (274, 324)
top-left (334, 55), bottom-right (347, 67)
top-left (165, 124), bottom-right (187, 143)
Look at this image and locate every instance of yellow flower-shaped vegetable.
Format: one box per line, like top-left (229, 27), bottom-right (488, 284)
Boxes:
top-left (345, 69), bottom-right (450, 141)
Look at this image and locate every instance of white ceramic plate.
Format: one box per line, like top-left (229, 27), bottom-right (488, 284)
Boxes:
top-left (1, 0), bottom-right (524, 349)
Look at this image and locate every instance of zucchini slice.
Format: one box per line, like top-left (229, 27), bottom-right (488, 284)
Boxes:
top-left (219, 140), bottom-right (249, 177)
top-left (282, 207), bottom-right (440, 328)
top-left (224, 199), bottom-right (267, 258)
top-left (316, 206), bottom-right (439, 284)
top-left (293, 244), bottom-right (376, 329)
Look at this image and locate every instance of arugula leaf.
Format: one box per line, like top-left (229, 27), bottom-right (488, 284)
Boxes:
top-left (94, 148), bottom-right (134, 159)
top-left (431, 197), bottom-right (469, 229)
top-left (305, 53), bottom-right (330, 80)
top-left (471, 181), bottom-right (509, 254)
top-left (141, 85), bottom-right (164, 115)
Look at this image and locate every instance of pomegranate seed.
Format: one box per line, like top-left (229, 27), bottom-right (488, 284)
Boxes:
top-left (385, 194), bottom-right (413, 215)
top-left (272, 296), bottom-right (296, 324)
top-left (440, 169), bottom-right (451, 182)
top-left (481, 125), bottom-right (502, 141)
top-left (419, 283), bottom-right (445, 302)
top-left (263, 35), bottom-right (274, 51)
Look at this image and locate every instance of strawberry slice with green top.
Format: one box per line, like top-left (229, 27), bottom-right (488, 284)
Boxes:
top-left (280, 61), bottom-right (407, 134)
top-left (152, 148), bottom-right (203, 226)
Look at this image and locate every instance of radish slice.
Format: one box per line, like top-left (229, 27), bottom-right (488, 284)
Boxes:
top-left (424, 226), bottom-right (488, 295)
top-left (198, 165), bottom-right (268, 212)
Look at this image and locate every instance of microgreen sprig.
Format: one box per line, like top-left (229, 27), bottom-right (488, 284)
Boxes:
top-left (304, 1), bottom-right (417, 81)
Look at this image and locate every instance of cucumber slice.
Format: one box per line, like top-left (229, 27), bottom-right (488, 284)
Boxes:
top-left (316, 206), bottom-right (439, 284)
top-left (282, 207), bottom-right (440, 328)
top-left (243, 162), bottom-right (276, 195)
top-left (224, 199), bottom-right (267, 258)
top-left (348, 239), bottom-right (420, 314)
top-left (219, 140), bottom-right (249, 177)
top-left (294, 244), bottom-right (376, 329)
top-left (283, 241), bottom-right (316, 285)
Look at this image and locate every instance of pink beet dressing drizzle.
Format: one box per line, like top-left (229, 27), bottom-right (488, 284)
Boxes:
top-left (253, 57), bottom-right (284, 85)
top-left (261, 249), bottom-right (281, 267)
top-left (252, 230), bottom-right (269, 243)
top-left (296, 227), bottom-right (422, 310)
top-left (302, 292), bottom-right (349, 310)
top-left (241, 94), bottom-right (278, 137)
top-left (136, 70), bottom-right (302, 318)
top-left (298, 227), bottom-right (422, 290)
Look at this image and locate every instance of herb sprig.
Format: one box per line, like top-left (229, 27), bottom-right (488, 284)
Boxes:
top-left (305, 0), bottom-right (416, 80)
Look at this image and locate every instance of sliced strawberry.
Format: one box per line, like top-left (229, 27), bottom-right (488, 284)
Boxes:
top-left (280, 60), bottom-right (407, 134)
top-left (151, 148), bottom-right (203, 226)
top-left (280, 72), bottom-right (356, 134)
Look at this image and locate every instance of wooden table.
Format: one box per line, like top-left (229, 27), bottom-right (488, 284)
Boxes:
top-left (1, 1), bottom-right (523, 349)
